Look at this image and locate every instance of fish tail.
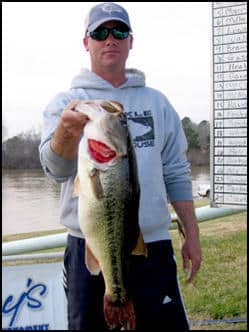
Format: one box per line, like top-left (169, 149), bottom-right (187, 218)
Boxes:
top-left (103, 294), bottom-right (136, 330)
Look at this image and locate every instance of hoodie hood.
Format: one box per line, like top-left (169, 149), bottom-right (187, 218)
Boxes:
top-left (70, 68), bottom-right (146, 90)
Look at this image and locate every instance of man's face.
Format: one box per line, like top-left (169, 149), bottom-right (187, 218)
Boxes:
top-left (83, 20), bottom-right (133, 72)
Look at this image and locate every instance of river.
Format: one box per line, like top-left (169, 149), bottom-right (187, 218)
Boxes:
top-left (2, 166), bottom-right (210, 236)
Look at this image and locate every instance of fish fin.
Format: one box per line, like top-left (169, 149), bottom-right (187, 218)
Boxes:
top-left (89, 169), bottom-right (104, 199)
top-left (73, 175), bottom-right (80, 197)
top-left (85, 242), bottom-right (101, 275)
top-left (100, 100), bottom-right (124, 115)
top-left (104, 295), bottom-right (136, 330)
top-left (132, 230), bottom-right (148, 257)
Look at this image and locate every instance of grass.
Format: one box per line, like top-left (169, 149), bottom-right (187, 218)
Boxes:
top-left (170, 210), bottom-right (247, 330)
top-left (191, 322), bottom-right (247, 330)
top-left (3, 199), bottom-right (247, 330)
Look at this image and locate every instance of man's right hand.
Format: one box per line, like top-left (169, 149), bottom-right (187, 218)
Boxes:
top-left (60, 100), bottom-right (89, 138)
top-left (51, 99), bottom-right (89, 159)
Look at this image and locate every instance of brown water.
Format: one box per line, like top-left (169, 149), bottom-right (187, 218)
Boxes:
top-left (2, 169), bottom-right (63, 236)
top-left (2, 167), bottom-right (210, 235)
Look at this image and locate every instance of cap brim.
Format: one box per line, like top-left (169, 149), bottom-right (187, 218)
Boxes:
top-left (87, 17), bottom-right (132, 33)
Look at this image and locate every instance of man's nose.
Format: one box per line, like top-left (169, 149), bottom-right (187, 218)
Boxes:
top-left (105, 33), bottom-right (118, 45)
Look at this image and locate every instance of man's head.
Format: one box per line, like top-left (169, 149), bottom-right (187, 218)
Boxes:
top-left (83, 3), bottom-right (133, 75)
top-left (84, 2), bottom-right (132, 35)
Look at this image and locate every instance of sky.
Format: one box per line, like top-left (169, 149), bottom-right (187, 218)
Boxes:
top-left (2, 2), bottom-right (212, 140)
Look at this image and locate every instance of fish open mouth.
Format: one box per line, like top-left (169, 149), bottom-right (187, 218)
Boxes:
top-left (88, 139), bottom-right (117, 163)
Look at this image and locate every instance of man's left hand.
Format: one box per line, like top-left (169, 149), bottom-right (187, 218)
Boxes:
top-left (181, 234), bottom-right (202, 283)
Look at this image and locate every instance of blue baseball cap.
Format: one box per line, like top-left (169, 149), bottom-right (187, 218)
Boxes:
top-left (85, 2), bottom-right (132, 33)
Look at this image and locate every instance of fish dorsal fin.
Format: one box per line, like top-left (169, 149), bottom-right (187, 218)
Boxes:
top-left (85, 242), bottom-right (101, 275)
top-left (132, 230), bottom-right (148, 257)
top-left (73, 175), bottom-right (80, 197)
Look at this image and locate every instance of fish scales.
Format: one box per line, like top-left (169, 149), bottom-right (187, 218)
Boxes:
top-left (74, 100), bottom-right (146, 330)
top-left (87, 158), bottom-right (132, 303)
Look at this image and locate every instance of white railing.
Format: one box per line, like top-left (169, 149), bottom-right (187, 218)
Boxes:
top-left (2, 205), bottom-right (246, 257)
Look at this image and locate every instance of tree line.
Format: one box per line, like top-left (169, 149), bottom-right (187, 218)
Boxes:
top-left (2, 129), bottom-right (42, 169)
top-left (182, 117), bottom-right (210, 150)
top-left (2, 118), bottom-right (210, 169)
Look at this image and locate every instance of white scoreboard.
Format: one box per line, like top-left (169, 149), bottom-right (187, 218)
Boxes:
top-left (211, 2), bottom-right (247, 208)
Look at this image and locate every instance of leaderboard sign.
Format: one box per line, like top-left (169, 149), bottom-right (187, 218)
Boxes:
top-left (211, 2), bottom-right (247, 208)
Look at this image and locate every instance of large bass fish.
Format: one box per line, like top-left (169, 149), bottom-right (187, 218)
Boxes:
top-left (74, 100), bottom-right (147, 330)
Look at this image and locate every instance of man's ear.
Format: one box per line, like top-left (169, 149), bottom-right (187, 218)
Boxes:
top-left (129, 34), bottom-right (133, 50)
top-left (83, 37), bottom-right (89, 51)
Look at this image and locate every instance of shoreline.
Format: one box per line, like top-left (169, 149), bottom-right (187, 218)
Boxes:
top-left (3, 198), bottom-right (210, 241)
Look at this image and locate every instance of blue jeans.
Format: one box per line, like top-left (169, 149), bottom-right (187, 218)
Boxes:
top-left (63, 234), bottom-right (189, 331)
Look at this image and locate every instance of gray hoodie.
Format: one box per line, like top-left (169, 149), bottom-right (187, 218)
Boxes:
top-left (39, 68), bottom-right (193, 242)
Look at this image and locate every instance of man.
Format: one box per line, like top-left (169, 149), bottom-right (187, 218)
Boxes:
top-left (39, 2), bottom-right (202, 331)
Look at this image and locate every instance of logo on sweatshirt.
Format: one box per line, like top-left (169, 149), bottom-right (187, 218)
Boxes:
top-left (126, 110), bottom-right (155, 149)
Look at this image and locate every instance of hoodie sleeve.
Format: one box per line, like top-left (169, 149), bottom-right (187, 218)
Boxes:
top-left (39, 92), bottom-right (77, 183)
top-left (161, 100), bottom-right (193, 202)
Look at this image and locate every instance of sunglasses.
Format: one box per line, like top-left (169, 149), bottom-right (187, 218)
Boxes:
top-left (87, 26), bottom-right (130, 41)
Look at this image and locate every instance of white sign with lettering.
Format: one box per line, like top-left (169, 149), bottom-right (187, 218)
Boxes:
top-left (2, 262), bottom-right (68, 330)
top-left (211, 2), bottom-right (247, 208)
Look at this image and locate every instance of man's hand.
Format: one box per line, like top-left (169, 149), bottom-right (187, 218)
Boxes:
top-left (181, 230), bottom-right (202, 283)
top-left (59, 100), bottom-right (89, 138)
top-left (171, 200), bottom-right (202, 283)
top-left (51, 100), bottom-right (89, 159)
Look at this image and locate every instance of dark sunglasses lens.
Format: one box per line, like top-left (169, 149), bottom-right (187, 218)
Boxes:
top-left (112, 28), bottom-right (129, 39)
top-left (90, 27), bottom-right (129, 41)
top-left (91, 28), bottom-right (109, 40)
